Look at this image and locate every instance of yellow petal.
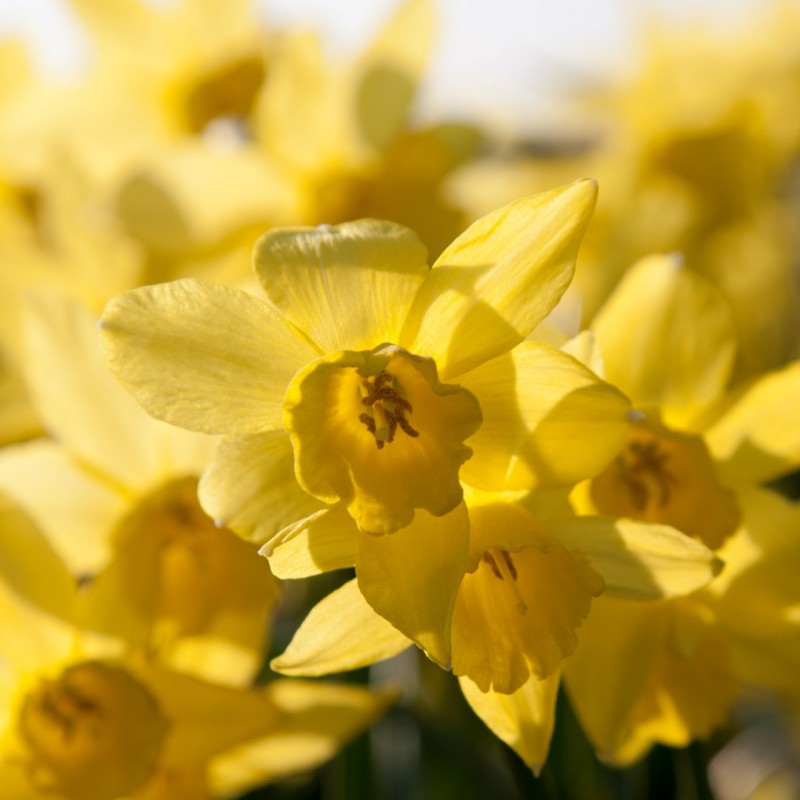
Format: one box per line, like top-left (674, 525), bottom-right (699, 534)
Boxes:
top-left (284, 345), bottom-right (480, 534)
top-left (100, 280), bottom-right (317, 435)
top-left (353, 0), bottom-right (433, 151)
top-left (138, 665), bottom-right (280, 769)
top-left (549, 516), bottom-right (723, 600)
top-left (209, 679), bottom-right (396, 793)
top-left (0, 439), bottom-right (123, 574)
top-left (459, 672), bottom-right (559, 776)
top-left (705, 360), bottom-right (800, 484)
top-left (267, 506), bottom-right (358, 579)
top-left (606, 621), bottom-right (736, 766)
top-left (116, 143), bottom-right (301, 254)
top-left (0, 495), bottom-right (76, 672)
top-left (271, 579), bottom-right (410, 676)
top-left (198, 431), bottom-right (323, 546)
top-left (399, 179), bottom-right (597, 379)
top-left (253, 220), bottom-right (429, 353)
top-left (357, 503), bottom-right (469, 667)
top-left (0, 763), bottom-right (40, 800)
top-left (564, 598), bottom-right (668, 757)
top-left (592, 254), bottom-right (736, 426)
top-left (23, 292), bottom-right (163, 491)
top-left (451, 530), bottom-right (603, 693)
top-left (459, 341), bottom-right (631, 491)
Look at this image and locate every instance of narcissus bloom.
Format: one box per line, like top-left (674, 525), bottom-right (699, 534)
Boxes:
top-left (0, 496), bottom-right (395, 800)
top-left (101, 180), bottom-right (645, 666)
top-left (564, 253), bottom-right (800, 764)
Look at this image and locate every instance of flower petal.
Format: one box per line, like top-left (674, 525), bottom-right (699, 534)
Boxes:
top-left (356, 503), bottom-right (469, 667)
top-left (459, 672), bottom-right (559, 776)
top-left (0, 439), bottom-right (124, 574)
top-left (100, 279), bottom-right (317, 435)
top-left (549, 516), bottom-right (723, 600)
top-left (267, 506), bottom-right (358, 579)
top-left (0, 495), bottom-right (76, 671)
top-left (253, 220), bottom-right (429, 353)
top-left (705, 360), bottom-right (800, 484)
top-left (209, 679), bottom-right (396, 794)
top-left (459, 341), bottom-right (631, 491)
top-left (563, 597), bottom-right (668, 757)
top-left (271, 578), bottom-right (411, 676)
top-left (399, 179), bottom-right (597, 379)
top-left (23, 292), bottom-right (163, 490)
top-left (592, 254), bottom-right (736, 425)
top-left (198, 431), bottom-right (323, 546)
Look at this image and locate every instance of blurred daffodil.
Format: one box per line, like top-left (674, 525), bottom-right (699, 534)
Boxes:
top-left (564, 253), bottom-right (800, 764)
top-left (0, 293), bottom-right (277, 684)
top-left (0, 495), bottom-right (395, 799)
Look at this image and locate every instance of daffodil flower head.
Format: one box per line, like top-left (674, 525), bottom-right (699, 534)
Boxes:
top-left (18, 661), bottom-right (168, 800)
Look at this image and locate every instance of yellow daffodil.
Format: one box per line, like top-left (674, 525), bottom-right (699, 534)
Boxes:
top-left (0, 495), bottom-right (395, 800)
top-left (101, 181), bottom-right (651, 670)
top-left (0, 292), bottom-right (278, 684)
top-left (563, 253), bottom-right (800, 764)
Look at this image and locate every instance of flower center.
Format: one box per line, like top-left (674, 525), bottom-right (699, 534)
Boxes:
top-left (18, 662), bottom-right (168, 800)
top-left (358, 369), bottom-right (419, 449)
top-left (590, 417), bottom-right (740, 550)
top-left (283, 344), bottom-right (482, 534)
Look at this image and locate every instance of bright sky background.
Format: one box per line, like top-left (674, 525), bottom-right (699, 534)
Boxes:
top-left (0, 0), bottom-right (781, 132)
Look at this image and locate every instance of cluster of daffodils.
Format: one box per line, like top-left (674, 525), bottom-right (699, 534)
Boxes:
top-left (1, 0), bottom-right (799, 797)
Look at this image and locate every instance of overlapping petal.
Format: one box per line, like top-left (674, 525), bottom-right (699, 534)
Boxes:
top-left (254, 220), bottom-right (429, 353)
top-left (356, 503), bottom-right (469, 667)
top-left (459, 672), bottom-right (559, 776)
top-left (458, 341), bottom-right (631, 491)
top-left (100, 280), bottom-right (317, 435)
top-left (399, 179), bottom-right (597, 379)
top-left (271, 579), bottom-right (411, 676)
top-left (592, 254), bottom-right (736, 425)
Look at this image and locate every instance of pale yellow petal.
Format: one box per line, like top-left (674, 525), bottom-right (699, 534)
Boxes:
top-left (353, 0), bottom-right (433, 151)
top-left (271, 579), bottom-right (411, 676)
top-left (459, 341), bottom-right (631, 491)
top-left (399, 179), bottom-right (597, 379)
top-left (100, 280), bottom-right (317, 434)
top-left (357, 503), bottom-right (469, 667)
top-left (209, 680), bottom-right (396, 794)
top-left (198, 431), bottom-right (323, 546)
top-left (0, 439), bottom-right (124, 574)
top-left (592, 254), bottom-right (736, 425)
top-left (267, 506), bottom-right (358, 579)
top-left (0, 495), bottom-right (76, 672)
top-left (23, 292), bottom-right (164, 491)
top-left (459, 672), bottom-right (559, 775)
top-left (549, 516), bottom-right (723, 600)
top-left (253, 220), bottom-right (429, 352)
top-left (705, 360), bottom-right (800, 484)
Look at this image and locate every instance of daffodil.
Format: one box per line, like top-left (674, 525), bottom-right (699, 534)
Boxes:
top-left (0, 292), bottom-right (278, 684)
top-left (101, 181), bottom-right (653, 671)
top-left (563, 253), bottom-right (800, 764)
top-left (0, 495), bottom-right (395, 800)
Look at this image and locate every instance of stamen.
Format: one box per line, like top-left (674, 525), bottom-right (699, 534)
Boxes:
top-left (618, 440), bottom-right (677, 510)
top-left (358, 370), bottom-right (419, 448)
top-left (483, 549), bottom-right (528, 615)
